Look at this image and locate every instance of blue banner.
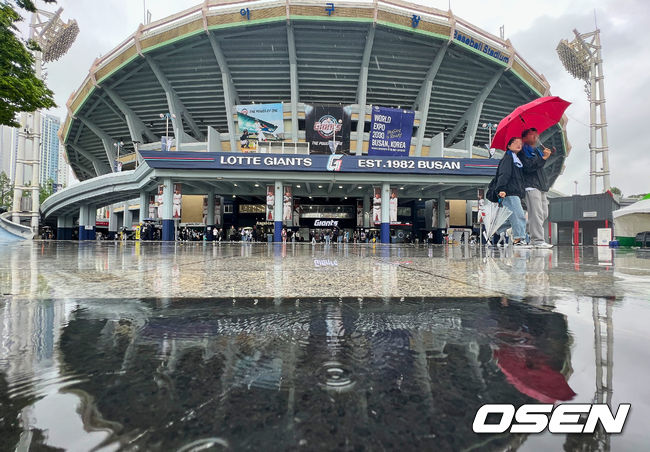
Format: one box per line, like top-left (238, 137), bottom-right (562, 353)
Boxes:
top-left (368, 106), bottom-right (415, 156)
top-left (140, 151), bottom-right (498, 176)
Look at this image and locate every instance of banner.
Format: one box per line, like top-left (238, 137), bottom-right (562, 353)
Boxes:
top-left (305, 104), bottom-right (351, 154)
top-left (148, 194), bottom-right (157, 220)
top-left (373, 187), bottom-right (381, 225)
top-left (356, 200), bottom-right (363, 227)
top-left (389, 188), bottom-right (398, 223)
top-left (237, 103), bottom-right (284, 151)
top-left (368, 106), bottom-right (415, 156)
top-left (292, 199), bottom-right (301, 227)
top-left (172, 183), bottom-right (182, 219)
top-left (266, 185), bottom-right (275, 221)
top-left (214, 197), bottom-right (222, 226)
top-left (156, 185), bottom-right (164, 219)
top-left (161, 136), bottom-right (175, 152)
top-left (141, 151), bottom-right (498, 177)
top-left (477, 188), bottom-right (486, 225)
top-left (282, 185), bottom-right (292, 224)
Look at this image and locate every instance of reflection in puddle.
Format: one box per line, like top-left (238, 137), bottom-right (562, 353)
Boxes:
top-left (0, 295), bottom-right (631, 451)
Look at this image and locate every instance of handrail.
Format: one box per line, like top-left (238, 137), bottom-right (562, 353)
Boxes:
top-left (0, 212), bottom-right (35, 240)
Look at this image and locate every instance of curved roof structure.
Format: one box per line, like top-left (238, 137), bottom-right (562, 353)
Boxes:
top-left (61, 0), bottom-right (568, 183)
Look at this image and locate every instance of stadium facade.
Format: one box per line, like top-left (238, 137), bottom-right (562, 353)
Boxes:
top-left (42, 0), bottom-right (569, 242)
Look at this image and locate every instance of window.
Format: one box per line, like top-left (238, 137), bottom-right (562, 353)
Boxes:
top-left (224, 204), bottom-right (234, 214)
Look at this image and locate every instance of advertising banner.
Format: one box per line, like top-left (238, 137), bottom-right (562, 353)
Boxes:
top-left (292, 199), bottom-right (301, 227)
top-left (148, 194), bottom-right (157, 220)
top-left (161, 136), bottom-right (175, 152)
top-left (141, 151), bottom-right (498, 177)
top-left (477, 188), bottom-right (486, 225)
top-left (172, 183), bottom-right (182, 219)
top-left (156, 185), bottom-right (164, 219)
top-left (356, 200), bottom-right (363, 227)
top-left (389, 188), bottom-right (398, 223)
top-left (368, 106), bottom-right (415, 156)
top-left (266, 185), bottom-right (275, 221)
top-left (305, 104), bottom-right (351, 154)
top-left (282, 185), bottom-right (292, 224)
top-left (237, 103), bottom-right (284, 151)
top-left (373, 187), bottom-right (381, 225)
top-left (214, 197), bottom-right (222, 226)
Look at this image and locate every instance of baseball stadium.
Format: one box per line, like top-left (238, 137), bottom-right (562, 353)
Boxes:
top-left (40, 0), bottom-right (570, 243)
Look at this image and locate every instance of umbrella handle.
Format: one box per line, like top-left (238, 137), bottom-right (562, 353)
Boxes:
top-left (498, 197), bottom-right (503, 206)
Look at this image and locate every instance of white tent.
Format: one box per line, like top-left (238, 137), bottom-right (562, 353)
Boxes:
top-left (613, 198), bottom-right (650, 245)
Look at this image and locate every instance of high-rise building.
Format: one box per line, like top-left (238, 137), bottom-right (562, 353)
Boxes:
top-left (40, 114), bottom-right (61, 186)
top-left (56, 144), bottom-right (69, 190)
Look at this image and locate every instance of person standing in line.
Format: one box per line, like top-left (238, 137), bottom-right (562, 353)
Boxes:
top-left (520, 128), bottom-right (553, 249)
top-left (494, 137), bottom-right (529, 248)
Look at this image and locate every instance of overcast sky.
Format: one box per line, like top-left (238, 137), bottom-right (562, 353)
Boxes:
top-left (27, 0), bottom-right (650, 196)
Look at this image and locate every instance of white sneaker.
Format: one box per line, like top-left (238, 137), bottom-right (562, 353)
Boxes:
top-left (534, 242), bottom-right (553, 249)
top-left (512, 241), bottom-right (531, 249)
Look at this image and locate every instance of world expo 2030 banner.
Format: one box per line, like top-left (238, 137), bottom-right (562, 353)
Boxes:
top-left (368, 106), bottom-right (415, 157)
top-left (305, 104), bottom-right (351, 154)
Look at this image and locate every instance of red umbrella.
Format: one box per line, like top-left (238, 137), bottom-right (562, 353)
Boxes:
top-left (494, 344), bottom-right (576, 403)
top-left (490, 96), bottom-right (571, 151)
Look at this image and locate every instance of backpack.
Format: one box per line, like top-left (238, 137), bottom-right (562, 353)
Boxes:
top-left (485, 177), bottom-right (499, 203)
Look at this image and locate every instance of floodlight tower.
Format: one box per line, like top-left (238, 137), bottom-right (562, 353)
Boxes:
top-left (557, 29), bottom-right (610, 194)
top-left (11, 8), bottom-right (79, 231)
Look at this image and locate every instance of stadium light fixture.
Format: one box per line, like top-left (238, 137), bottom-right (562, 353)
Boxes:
top-left (557, 29), bottom-right (610, 193)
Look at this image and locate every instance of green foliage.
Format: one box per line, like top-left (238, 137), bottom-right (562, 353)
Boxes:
top-left (0, 1), bottom-right (57, 127)
top-left (609, 186), bottom-right (622, 196)
top-left (0, 171), bottom-right (13, 211)
top-left (39, 178), bottom-right (54, 204)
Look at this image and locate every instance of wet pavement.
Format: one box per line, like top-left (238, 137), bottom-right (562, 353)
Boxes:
top-left (1, 242), bottom-right (650, 451)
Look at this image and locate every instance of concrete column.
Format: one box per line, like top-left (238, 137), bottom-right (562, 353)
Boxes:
top-left (381, 182), bottom-right (390, 243)
top-left (437, 194), bottom-right (446, 231)
top-left (57, 216), bottom-right (66, 240)
top-left (62, 216), bottom-right (73, 240)
top-left (273, 181), bottom-right (283, 242)
top-left (161, 177), bottom-right (174, 241)
top-left (86, 205), bottom-right (97, 240)
top-left (363, 194), bottom-right (370, 228)
top-left (108, 206), bottom-right (118, 240)
top-left (78, 204), bottom-right (88, 240)
top-left (123, 203), bottom-right (133, 233)
top-left (139, 191), bottom-right (147, 223)
top-left (466, 200), bottom-right (473, 227)
top-left (207, 189), bottom-right (215, 240)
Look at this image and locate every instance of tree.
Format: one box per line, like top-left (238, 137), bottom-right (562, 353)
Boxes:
top-left (0, 171), bottom-right (13, 211)
top-left (39, 177), bottom-right (54, 204)
top-left (0, 0), bottom-right (57, 127)
top-left (609, 186), bottom-right (622, 196)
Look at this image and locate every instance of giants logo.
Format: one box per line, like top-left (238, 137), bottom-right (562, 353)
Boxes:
top-left (326, 155), bottom-right (343, 172)
top-left (314, 114), bottom-right (342, 139)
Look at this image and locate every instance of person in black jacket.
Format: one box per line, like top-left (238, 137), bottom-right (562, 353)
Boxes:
top-left (520, 128), bottom-right (553, 249)
top-left (494, 136), bottom-right (529, 248)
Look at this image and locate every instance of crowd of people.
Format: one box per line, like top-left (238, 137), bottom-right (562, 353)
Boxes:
top-left (488, 128), bottom-right (553, 249)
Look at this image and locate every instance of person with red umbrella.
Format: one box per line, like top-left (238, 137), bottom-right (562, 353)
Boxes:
top-left (520, 128), bottom-right (554, 249)
top-left (493, 136), bottom-right (529, 248)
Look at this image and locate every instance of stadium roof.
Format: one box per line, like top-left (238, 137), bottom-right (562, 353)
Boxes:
top-left (60, 0), bottom-right (569, 184)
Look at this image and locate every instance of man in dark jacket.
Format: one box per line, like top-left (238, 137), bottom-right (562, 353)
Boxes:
top-left (520, 128), bottom-right (553, 249)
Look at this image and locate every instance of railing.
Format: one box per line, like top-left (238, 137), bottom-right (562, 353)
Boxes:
top-left (0, 212), bottom-right (35, 240)
top-left (251, 141), bottom-right (310, 154)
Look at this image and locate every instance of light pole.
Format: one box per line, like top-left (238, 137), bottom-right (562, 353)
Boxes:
top-left (11, 8), bottom-right (78, 232)
top-left (557, 29), bottom-right (610, 193)
top-left (159, 112), bottom-right (176, 138)
top-left (331, 118), bottom-right (343, 154)
top-left (574, 180), bottom-right (579, 195)
top-left (481, 122), bottom-right (497, 153)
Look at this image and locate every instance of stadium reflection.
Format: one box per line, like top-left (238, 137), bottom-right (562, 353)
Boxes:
top-left (2, 296), bottom-right (574, 450)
